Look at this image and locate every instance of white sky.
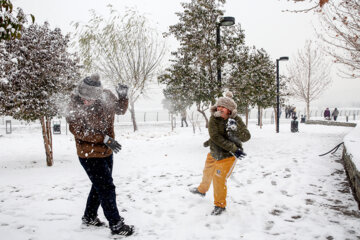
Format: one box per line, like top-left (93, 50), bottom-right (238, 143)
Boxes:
top-left (12, 0), bottom-right (360, 109)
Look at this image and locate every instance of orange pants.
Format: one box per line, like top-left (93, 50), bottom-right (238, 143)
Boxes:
top-left (197, 153), bottom-right (237, 208)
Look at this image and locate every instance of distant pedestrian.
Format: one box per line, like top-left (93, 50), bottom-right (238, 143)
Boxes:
top-left (181, 109), bottom-right (188, 127)
top-left (66, 73), bottom-right (134, 237)
top-left (291, 107), bottom-right (297, 119)
top-left (324, 107), bottom-right (331, 120)
top-left (285, 106), bottom-right (290, 119)
top-left (190, 91), bottom-right (251, 215)
top-left (332, 108), bottom-right (339, 121)
top-left (288, 106), bottom-right (296, 119)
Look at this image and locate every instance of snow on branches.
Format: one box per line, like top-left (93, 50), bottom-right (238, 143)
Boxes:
top-left (0, 0), bottom-right (35, 40)
top-left (0, 22), bottom-right (80, 121)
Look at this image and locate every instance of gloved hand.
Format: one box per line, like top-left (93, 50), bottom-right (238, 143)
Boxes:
top-left (115, 83), bottom-right (128, 99)
top-left (234, 148), bottom-right (246, 159)
top-left (104, 135), bottom-right (122, 153)
top-left (226, 118), bottom-right (237, 131)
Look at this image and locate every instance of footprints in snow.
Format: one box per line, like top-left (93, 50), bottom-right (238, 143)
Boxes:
top-left (114, 171), bottom-right (200, 221)
top-left (0, 183), bottom-right (80, 236)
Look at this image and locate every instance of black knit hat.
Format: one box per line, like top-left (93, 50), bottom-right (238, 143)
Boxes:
top-left (77, 73), bottom-right (103, 100)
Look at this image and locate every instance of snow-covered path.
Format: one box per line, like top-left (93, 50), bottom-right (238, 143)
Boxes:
top-left (0, 122), bottom-right (359, 240)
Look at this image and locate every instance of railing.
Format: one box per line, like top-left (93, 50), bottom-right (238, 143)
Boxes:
top-left (1, 108), bottom-right (359, 133)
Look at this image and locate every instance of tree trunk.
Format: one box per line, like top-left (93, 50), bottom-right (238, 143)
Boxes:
top-left (306, 100), bottom-right (310, 120)
top-left (170, 113), bottom-right (175, 131)
top-left (259, 107), bottom-right (263, 129)
top-left (40, 116), bottom-right (53, 166)
top-left (274, 107), bottom-right (278, 131)
top-left (197, 108), bottom-right (209, 128)
top-left (307, 54), bottom-right (311, 120)
top-left (129, 101), bottom-right (138, 132)
top-left (245, 107), bottom-right (249, 127)
top-left (191, 112), bottom-right (196, 134)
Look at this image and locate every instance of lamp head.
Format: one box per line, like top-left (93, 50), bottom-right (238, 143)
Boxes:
top-left (278, 56), bottom-right (289, 61)
top-left (219, 16), bottom-right (235, 26)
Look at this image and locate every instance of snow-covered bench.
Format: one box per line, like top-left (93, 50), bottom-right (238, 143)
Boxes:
top-left (306, 119), bottom-right (356, 127)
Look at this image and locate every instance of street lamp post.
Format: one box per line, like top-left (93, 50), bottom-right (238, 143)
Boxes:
top-left (216, 16), bottom-right (235, 90)
top-left (276, 56), bottom-right (289, 133)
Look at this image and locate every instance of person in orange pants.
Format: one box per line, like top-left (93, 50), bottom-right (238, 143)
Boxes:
top-left (198, 153), bottom-right (237, 208)
top-left (190, 91), bottom-right (251, 215)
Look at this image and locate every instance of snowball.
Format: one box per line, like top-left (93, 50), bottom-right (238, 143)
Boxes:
top-left (0, 78), bottom-right (9, 84)
top-left (10, 58), bottom-right (18, 64)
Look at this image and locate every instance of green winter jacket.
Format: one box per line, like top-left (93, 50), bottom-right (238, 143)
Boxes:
top-left (204, 112), bottom-right (251, 160)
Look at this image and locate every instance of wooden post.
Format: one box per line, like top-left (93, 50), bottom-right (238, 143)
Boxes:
top-left (171, 114), bottom-right (174, 131)
top-left (5, 120), bottom-right (11, 134)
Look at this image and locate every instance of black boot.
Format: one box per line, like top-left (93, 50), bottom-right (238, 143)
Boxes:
top-left (189, 187), bottom-right (205, 197)
top-left (211, 206), bottom-right (226, 215)
top-left (81, 215), bottom-right (106, 227)
top-left (110, 220), bottom-right (134, 236)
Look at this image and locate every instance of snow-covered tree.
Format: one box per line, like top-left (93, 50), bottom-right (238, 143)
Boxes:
top-left (161, 0), bottom-right (248, 127)
top-left (223, 29), bottom-right (251, 124)
top-left (286, 40), bottom-right (331, 120)
top-left (0, 0), bottom-right (34, 40)
top-left (0, 22), bottom-right (81, 166)
top-left (159, 50), bottom-right (211, 125)
top-left (160, 56), bottom-right (194, 112)
top-left (72, 7), bottom-right (166, 132)
top-left (227, 47), bottom-right (286, 127)
top-left (159, 51), bottom-right (217, 128)
top-left (161, 97), bottom-right (178, 131)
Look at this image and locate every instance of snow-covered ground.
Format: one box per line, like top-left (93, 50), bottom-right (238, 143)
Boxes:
top-left (0, 121), bottom-right (359, 240)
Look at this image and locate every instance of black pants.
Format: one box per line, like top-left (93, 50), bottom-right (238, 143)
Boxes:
top-left (79, 154), bottom-right (121, 226)
top-left (181, 117), bottom-right (188, 127)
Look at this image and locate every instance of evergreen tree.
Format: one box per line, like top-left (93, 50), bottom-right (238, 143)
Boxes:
top-left (161, 0), bottom-right (282, 128)
top-left (0, 22), bottom-right (81, 166)
top-left (161, 0), bottom-right (246, 127)
top-left (160, 56), bottom-right (194, 114)
top-left (0, 0), bottom-right (34, 40)
top-left (248, 49), bottom-right (278, 110)
top-left (227, 47), bottom-right (288, 126)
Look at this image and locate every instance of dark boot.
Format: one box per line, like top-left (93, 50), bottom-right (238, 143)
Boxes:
top-left (189, 187), bottom-right (205, 197)
top-left (110, 220), bottom-right (134, 236)
top-left (211, 206), bottom-right (226, 215)
top-left (81, 215), bottom-right (106, 227)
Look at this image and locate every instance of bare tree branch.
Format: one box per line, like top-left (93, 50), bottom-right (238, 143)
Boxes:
top-left (315, 1), bottom-right (360, 78)
top-left (287, 40), bottom-right (332, 119)
top-left (73, 7), bottom-right (166, 131)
